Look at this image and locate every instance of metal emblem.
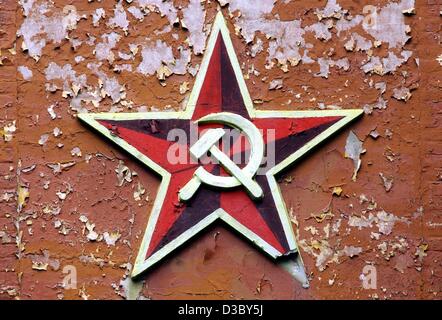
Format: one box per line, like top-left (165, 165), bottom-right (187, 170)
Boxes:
top-left (179, 112), bottom-right (265, 201)
top-left (78, 12), bottom-right (363, 290)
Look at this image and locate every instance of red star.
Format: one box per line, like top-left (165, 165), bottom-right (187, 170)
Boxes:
top-left (79, 13), bottom-right (362, 284)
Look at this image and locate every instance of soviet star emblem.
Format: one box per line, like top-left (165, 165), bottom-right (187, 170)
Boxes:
top-left (79, 12), bottom-right (362, 288)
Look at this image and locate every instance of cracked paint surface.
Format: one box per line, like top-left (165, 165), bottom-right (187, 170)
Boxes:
top-left (0, 0), bottom-right (441, 300)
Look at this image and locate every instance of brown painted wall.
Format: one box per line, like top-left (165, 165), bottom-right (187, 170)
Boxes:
top-left (0, 0), bottom-right (440, 300)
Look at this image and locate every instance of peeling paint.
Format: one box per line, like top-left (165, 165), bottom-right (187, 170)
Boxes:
top-left (0, 0), bottom-right (439, 300)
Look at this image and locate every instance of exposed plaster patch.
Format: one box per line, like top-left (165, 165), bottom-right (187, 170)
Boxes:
top-left (94, 32), bottom-right (122, 64)
top-left (362, 51), bottom-right (412, 75)
top-left (18, 66), bottom-right (33, 80)
top-left (38, 134), bottom-right (49, 146)
top-left (182, 0), bottom-right (207, 55)
top-left (299, 239), bottom-right (337, 271)
top-left (137, 40), bottom-right (174, 76)
top-left (362, 0), bottom-right (414, 48)
top-left (345, 33), bottom-right (372, 52)
top-left (379, 172), bottom-right (394, 192)
top-left (53, 127), bottom-right (62, 137)
top-left (221, 0), bottom-right (307, 69)
top-left (315, 57), bottom-right (349, 78)
top-left (392, 87), bottom-right (412, 102)
top-left (70, 91), bottom-right (101, 113)
top-left (269, 79), bottom-right (283, 90)
top-left (341, 246), bottom-right (363, 258)
top-left (364, 82), bottom-right (388, 114)
top-left (92, 8), bottom-right (106, 27)
top-left (92, 67), bottom-right (126, 104)
top-left (250, 38), bottom-right (264, 57)
top-left (19, 0), bottom-right (36, 17)
top-left (71, 147), bottom-right (82, 157)
top-left (128, 6), bottom-right (144, 21)
top-left (315, 0), bottom-right (346, 20)
top-left (335, 15), bottom-right (363, 35)
top-left (45, 62), bottom-right (87, 96)
top-left (348, 210), bottom-right (409, 236)
top-left (28, 250), bottom-right (60, 271)
top-left (114, 64), bottom-right (133, 73)
top-left (349, 214), bottom-right (374, 229)
top-left (364, 100), bottom-right (383, 114)
top-left (17, 2), bottom-right (80, 60)
top-left (174, 47), bottom-right (192, 75)
top-left (137, 0), bottom-right (178, 24)
top-left (306, 21), bottom-right (333, 42)
top-left (108, 2), bottom-right (130, 33)
top-left (137, 40), bottom-right (191, 79)
top-left (376, 210), bottom-right (403, 235)
top-left (74, 56), bottom-right (85, 64)
top-left (103, 231), bottom-right (122, 246)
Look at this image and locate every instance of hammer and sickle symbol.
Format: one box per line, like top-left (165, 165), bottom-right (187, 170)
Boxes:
top-left (179, 112), bottom-right (265, 202)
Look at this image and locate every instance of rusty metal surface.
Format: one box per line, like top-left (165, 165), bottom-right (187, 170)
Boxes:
top-left (0, 0), bottom-right (441, 300)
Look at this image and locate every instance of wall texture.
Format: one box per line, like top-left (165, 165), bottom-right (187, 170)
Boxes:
top-left (0, 0), bottom-right (441, 300)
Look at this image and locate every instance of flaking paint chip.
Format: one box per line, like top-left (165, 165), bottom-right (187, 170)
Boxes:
top-left (379, 173), bottom-right (394, 192)
top-left (32, 261), bottom-right (48, 271)
top-left (437, 54), bottom-right (442, 66)
top-left (71, 147), bottom-right (82, 157)
top-left (103, 231), bottom-right (121, 246)
top-left (2, 121), bottom-right (16, 142)
top-left (345, 131), bottom-right (364, 181)
top-left (332, 186), bottom-right (343, 196)
top-left (180, 82), bottom-right (189, 94)
top-left (17, 185), bottom-right (30, 213)
top-left (392, 87), bottom-right (412, 101)
top-left (38, 134), bottom-right (49, 146)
